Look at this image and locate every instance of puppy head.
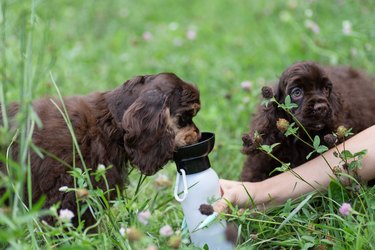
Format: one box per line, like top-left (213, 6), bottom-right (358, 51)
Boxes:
top-left (121, 73), bottom-right (200, 175)
top-left (276, 61), bottom-right (340, 131)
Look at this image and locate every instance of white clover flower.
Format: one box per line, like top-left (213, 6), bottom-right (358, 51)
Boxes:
top-left (159, 224), bottom-right (173, 237)
top-left (59, 209), bottom-right (74, 222)
top-left (137, 210), bottom-right (151, 225)
top-left (154, 174), bottom-right (172, 189)
top-left (342, 20), bottom-right (352, 35)
top-left (186, 29), bottom-right (197, 40)
top-left (279, 11), bottom-right (292, 22)
top-left (143, 31), bottom-right (153, 41)
top-left (240, 81), bottom-right (252, 91)
top-left (168, 22), bottom-right (179, 31)
top-left (305, 19), bottom-right (320, 34)
top-left (119, 227), bottom-right (126, 237)
top-left (339, 202), bottom-right (351, 216)
top-left (59, 186), bottom-right (69, 192)
top-left (97, 164), bottom-right (106, 171)
top-left (304, 9), bottom-right (313, 17)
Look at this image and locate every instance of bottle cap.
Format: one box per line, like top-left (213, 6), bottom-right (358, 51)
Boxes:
top-left (173, 132), bottom-right (215, 175)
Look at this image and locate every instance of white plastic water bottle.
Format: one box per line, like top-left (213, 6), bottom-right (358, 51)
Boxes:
top-left (173, 132), bottom-right (233, 249)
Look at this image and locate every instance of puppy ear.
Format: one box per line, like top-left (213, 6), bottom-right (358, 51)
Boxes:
top-left (242, 84), bottom-right (285, 155)
top-left (122, 89), bottom-right (175, 175)
top-left (106, 75), bottom-right (148, 123)
top-left (246, 103), bottom-right (281, 150)
top-left (328, 86), bottom-right (343, 123)
top-left (274, 85), bottom-right (284, 103)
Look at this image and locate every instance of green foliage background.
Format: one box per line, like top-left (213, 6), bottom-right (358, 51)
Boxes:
top-left (1, 0), bottom-right (375, 249)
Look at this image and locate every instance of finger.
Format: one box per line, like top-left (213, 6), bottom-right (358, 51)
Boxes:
top-left (213, 192), bottom-right (235, 213)
top-left (219, 179), bottom-right (241, 189)
top-left (213, 198), bottom-right (229, 213)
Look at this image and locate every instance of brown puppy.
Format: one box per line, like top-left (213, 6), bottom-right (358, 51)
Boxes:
top-left (241, 61), bottom-right (375, 182)
top-left (0, 73), bottom-right (201, 226)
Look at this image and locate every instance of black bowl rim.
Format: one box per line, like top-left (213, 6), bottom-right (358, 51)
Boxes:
top-left (175, 132), bottom-right (215, 152)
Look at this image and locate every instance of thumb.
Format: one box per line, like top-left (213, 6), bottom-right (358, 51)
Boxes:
top-left (213, 191), bottom-right (235, 213)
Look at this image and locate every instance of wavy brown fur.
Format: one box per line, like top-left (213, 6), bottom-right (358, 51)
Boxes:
top-left (0, 73), bottom-right (201, 227)
top-left (241, 62), bottom-right (375, 182)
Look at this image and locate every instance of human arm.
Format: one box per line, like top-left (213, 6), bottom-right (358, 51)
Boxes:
top-left (214, 125), bottom-right (375, 212)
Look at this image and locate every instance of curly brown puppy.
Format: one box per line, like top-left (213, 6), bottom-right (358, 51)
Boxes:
top-left (241, 61), bottom-right (375, 182)
top-left (0, 73), bottom-right (201, 226)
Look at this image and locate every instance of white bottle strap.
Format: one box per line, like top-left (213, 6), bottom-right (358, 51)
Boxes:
top-left (174, 169), bottom-right (188, 202)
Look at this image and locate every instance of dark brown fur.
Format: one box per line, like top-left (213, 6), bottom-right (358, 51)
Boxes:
top-left (0, 73), bottom-right (201, 226)
top-left (241, 61), bottom-right (375, 182)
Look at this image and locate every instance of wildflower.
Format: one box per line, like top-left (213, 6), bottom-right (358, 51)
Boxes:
top-left (249, 233), bottom-right (258, 240)
top-left (336, 125), bottom-right (347, 140)
top-left (279, 11), bottom-right (292, 22)
top-left (342, 20), bottom-right (352, 36)
top-left (168, 22), bottom-right (179, 31)
top-left (240, 81), bottom-right (252, 91)
top-left (261, 86), bottom-right (274, 99)
top-left (119, 227), bottom-right (126, 237)
top-left (154, 174), bottom-right (172, 189)
top-left (126, 227), bottom-right (143, 242)
top-left (276, 118), bottom-right (290, 133)
top-left (168, 235), bottom-right (182, 249)
top-left (145, 245), bottom-right (159, 250)
top-left (323, 134), bottom-right (337, 148)
top-left (304, 9), bottom-right (313, 17)
top-left (59, 186), bottom-right (69, 192)
top-left (160, 224), bottom-right (173, 237)
top-left (142, 31), bottom-right (153, 41)
top-left (253, 131), bottom-right (263, 146)
top-left (59, 209), bottom-right (75, 222)
top-left (339, 202), bottom-right (351, 216)
top-left (332, 166), bottom-right (342, 175)
top-left (305, 19), bottom-right (320, 34)
top-left (199, 204), bottom-right (214, 216)
top-left (236, 208), bottom-right (245, 216)
top-left (186, 29), bottom-right (197, 40)
top-left (97, 164), bottom-right (106, 172)
top-left (137, 210), bottom-right (151, 225)
top-left (76, 188), bottom-right (89, 199)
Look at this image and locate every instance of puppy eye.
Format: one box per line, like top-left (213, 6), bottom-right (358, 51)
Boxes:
top-left (179, 116), bottom-right (192, 126)
top-left (323, 86), bottom-right (330, 97)
top-left (290, 87), bottom-right (303, 100)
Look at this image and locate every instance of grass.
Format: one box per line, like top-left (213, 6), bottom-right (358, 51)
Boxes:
top-left (1, 0), bottom-right (375, 249)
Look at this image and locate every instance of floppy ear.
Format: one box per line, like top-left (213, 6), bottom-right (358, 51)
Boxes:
top-left (105, 75), bottom-right (149, 123)
top-left (328, 84), bottom-right (343, 125)
top-left (242, 84), bottom-right (285, 154)
top-left (122, 89), bottom-right (175, 175)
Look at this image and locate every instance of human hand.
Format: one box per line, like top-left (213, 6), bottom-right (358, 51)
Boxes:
top-left (213, 179), bottom-right (258, 213)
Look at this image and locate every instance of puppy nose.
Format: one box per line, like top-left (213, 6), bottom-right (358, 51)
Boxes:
top-left (313, 103), bottom-right (328, 117)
